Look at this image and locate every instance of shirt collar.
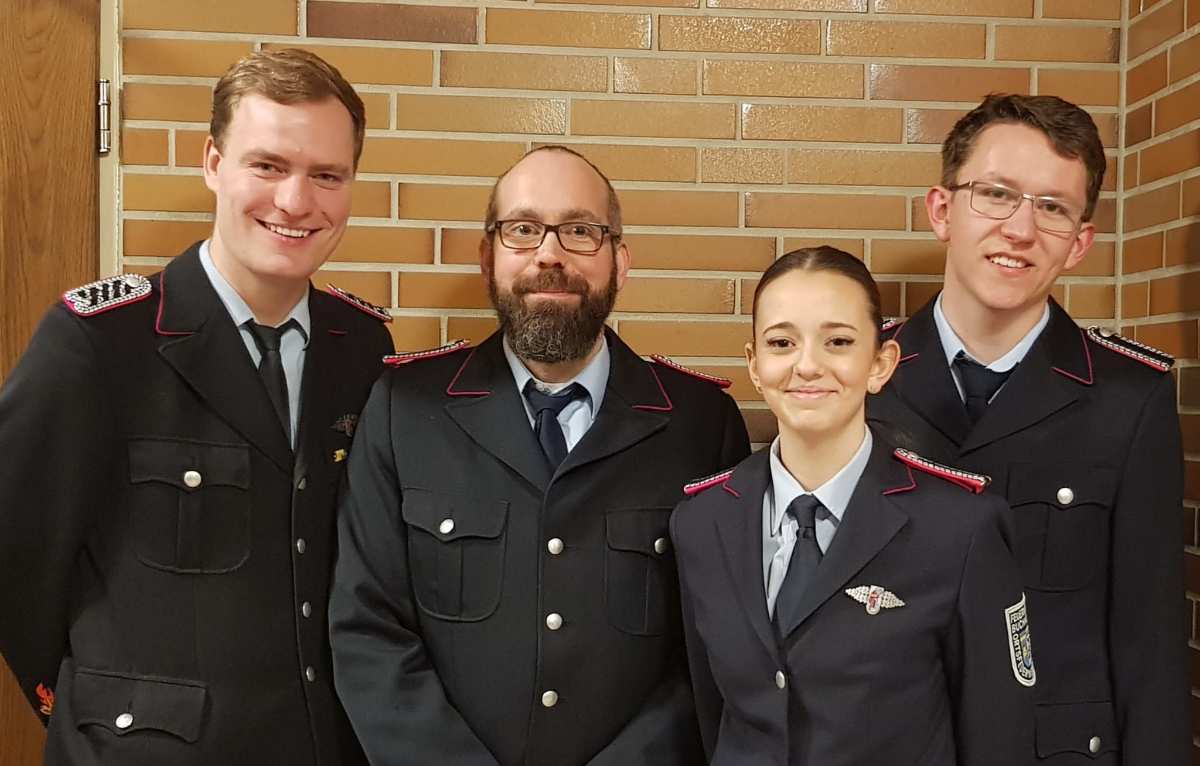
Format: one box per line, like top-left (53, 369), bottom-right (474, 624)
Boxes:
top-left (199, 239), bottom-right (311, 342)
top-left (933, 292), bottom-right (1048, 372)
top-left (502, 333), bottom-right (610, 416)
top-left (767, 426), bottom-right (873, 535)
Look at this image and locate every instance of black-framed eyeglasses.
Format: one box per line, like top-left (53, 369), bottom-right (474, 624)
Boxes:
top-left (947, 180), bottom-right (1083, 235)
top-left (487, 219), bottom-right (618, 255)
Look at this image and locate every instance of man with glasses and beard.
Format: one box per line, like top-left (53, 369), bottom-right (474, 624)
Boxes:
top-left (329, 146), bottom-right (749, 766)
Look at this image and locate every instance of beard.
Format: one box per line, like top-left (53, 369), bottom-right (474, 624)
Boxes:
top-left (488, 264), bottom-right (618, 364)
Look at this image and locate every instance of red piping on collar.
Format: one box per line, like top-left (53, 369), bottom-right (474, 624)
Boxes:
top-left (882, 465), bottom-right (916, 495)
top-left (1050, 328), bottom-right (1094, 385)
top-left (328, 329), bottom-right (348, 336)
top-left (898, 352), bottom-right (919, 364)
top-left (445, 348), bottom-right (490, 396)
top-left (632, 365), bottom-right (673, 412)
top-left (154, 271), bottom-right (193, 336)
top-left (722, 484), bottom-right (740, 498)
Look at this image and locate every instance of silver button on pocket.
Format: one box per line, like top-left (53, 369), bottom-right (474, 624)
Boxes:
top-left (1056, 487), bottom-right (1075, 505)
top-left (115, 712), bottom-right (134, 729)
top-left (183, 470), bottom-right (202, 488)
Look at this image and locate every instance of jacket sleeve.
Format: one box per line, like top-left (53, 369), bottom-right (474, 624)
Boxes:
top-left (329, 377), bottom-right (500, 765)
top-left (0, 307), bottom-right (112, 722)
top-left (950, 497), bottom-right (1037, 766)
top-left (1109, 372), bottom-right (1189, 764)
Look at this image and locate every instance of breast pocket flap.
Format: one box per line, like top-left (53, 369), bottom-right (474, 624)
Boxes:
top-left (605, 508), bottom-right (672, 554)
top-left (128, 438), bottom-right (250, 490)
top-left (1007, 464), bottom-right (1117, 509)
top-left (401, 488), bottom-right (508, 541)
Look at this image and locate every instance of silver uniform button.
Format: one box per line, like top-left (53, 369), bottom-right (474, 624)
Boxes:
top-left (183, 470), bottom-right (202, 489)
top-left (541, 690), bottom-right (558, 708)
top-left (1089, 736), bottom-right (1101, 754)
top-left (439, 518), bottom-right (455, 535)
top-left (1056, 487), bottom-right (1074, 505)
top-left (305, 666), bottom-right (316, 682)
top-left (296, 538), bottom-right (307, 554)
top-left (547, 538), bottom-right (564, 555)
top-left (297, 476), bottom-right (307, 491)
top-left (546, 613), bottom-right (563, 630)
top-left (775, 670), bottom-right (786, 689)
top-left (302, 601), bottom-right (312, 618)
top-left (115, 712), bottom-right (134, 729)
top-left (653, 537), bottom-right (668, 555)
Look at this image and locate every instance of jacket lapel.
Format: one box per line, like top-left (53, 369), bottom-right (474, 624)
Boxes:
top-left (292, 289), bottom-right (346, 486)
top-left (154, 247), bottom-right (293, 474)
top-left (889, 305), bottom-right (972, 447)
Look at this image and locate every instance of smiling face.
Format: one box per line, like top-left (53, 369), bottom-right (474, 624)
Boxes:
top-left (203, 93), bottom-right (356, 296)
top-left (928, 122), bottom-right (1095, 325)
top-left (747, 269), bottom-right (899, 445)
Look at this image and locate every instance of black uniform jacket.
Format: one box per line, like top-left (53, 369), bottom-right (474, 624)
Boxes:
top-left (867, 297), bottom-right (1188, 765)
top-left (329, 328), bottom-right (750, 766)
top-left (0, 244), bottom-right (392, 765)
top-left (670, 438), bottom-right (1036, 766)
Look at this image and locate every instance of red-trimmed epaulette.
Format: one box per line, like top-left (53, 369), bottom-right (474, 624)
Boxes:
top-left (683, 468), bottom-right (735, 496)
top-left (326, 284), bottom-right (392, 322)
top-left (383, 339), bottom-right (470, 366)
top-left (893, 448), bottom-right (990, 494)
top-left (1085, 326), bottom-right (1173, 372)
top-left (650, 355), bottom-right (733, 389)
top-left (62, 274), bottom-right (151, 316)
top-left (880, 317), bottom-right (904, 336)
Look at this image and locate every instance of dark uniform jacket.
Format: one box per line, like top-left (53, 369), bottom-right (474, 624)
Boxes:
top-left (867, 297), bottom-right (1188, 765)
top-left (329, 328), bottom-right (750, 766)
top-left (671, 438), bottom-right (1036, 766)
top-left (0, 244), bottom-right (393, 765)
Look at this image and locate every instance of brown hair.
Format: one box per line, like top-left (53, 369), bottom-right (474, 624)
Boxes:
top-left (752, 247), bottom-right (884, 346)
top-left (210, 48), bottom-right (366, 167)
top-left (483, 145), bottom-right (623, 242)
top-left (941, 93), bottom-right (1105, 221)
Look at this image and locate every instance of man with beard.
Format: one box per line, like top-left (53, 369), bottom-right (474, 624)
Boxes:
top-left (329, 146), bottom-right (750, 765)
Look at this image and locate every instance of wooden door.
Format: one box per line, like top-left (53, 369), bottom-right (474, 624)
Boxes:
top-left (0, 1), bottom-right (100, 763)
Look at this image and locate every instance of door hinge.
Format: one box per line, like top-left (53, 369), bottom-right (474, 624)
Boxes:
top-left (97, 79), bottom-right (111, 155)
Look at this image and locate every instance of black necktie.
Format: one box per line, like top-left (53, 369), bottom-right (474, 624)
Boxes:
top-left (523, 381), bottom-right (587, 468)
top-left (247, 319), bottom-right (298, 442)
top-left (773, 494), bottom-right (826, 635)
top-left (953, 351), bottom-right (1013, 425)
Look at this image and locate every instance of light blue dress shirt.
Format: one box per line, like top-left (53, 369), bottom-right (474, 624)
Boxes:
top-left (502, 334), bottom-right (610, 453)
top-left (932, 293), bottom-right (1049, 403)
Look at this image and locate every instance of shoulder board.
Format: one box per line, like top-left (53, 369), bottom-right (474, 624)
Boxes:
top-left (893, 448), bottom-right (990, 494)
top-left (1085, 326), bottom-right (1173, 372)
top-left (384, 339), bottom-right (470, 366)
top-left (683, 468), bottom-right (735, 496)
top-left (326, 284), bottom-right (392, 323)
top-left (62, 274), bottom-right (151, 316)
top-left (650, 355), bottom-right (732, 389)
top-left (880, 317), bottom-right (904, 337)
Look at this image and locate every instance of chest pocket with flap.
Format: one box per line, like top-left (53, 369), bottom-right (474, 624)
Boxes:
top-left (605, 508), bottom-right (677, 636)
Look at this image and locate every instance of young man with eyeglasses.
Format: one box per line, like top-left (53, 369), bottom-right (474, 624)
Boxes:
top-left (868, 94), bottom-right (1188, 765)
top-left (329, 145), bottom-right (749, 765)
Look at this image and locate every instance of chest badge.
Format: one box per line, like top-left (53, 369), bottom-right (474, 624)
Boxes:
top-left (333, 448), bottom-right (348, 463)
top-left (1006, 594), bottom-right (1037, 687)
top-left (845, 585), bottom-right (905, 615)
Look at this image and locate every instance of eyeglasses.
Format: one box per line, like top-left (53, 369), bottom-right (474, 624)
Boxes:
top-left (487, 220), bottom-right (618, 255)
top-left (947, 180), bottom-right (1083, 235)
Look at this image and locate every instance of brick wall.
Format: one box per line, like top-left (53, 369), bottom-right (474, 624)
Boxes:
top-left (1122, 0), bottom-right (1200, 758)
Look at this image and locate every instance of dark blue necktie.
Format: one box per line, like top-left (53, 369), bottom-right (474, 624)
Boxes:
top-left (953, 351), bottom-right (1013, 425)
top-left (246, 319), bottom-right (298, 442)
top-left (773, 494), bottom-right (827, 636)
top-left (523, 381), bottom-right (586, 468)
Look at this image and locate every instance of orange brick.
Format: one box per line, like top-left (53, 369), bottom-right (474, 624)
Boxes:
top-left (125, 0), bottom-right (296, 33)
top-left (555, 0), bottom-right (696, 8)
top-left (704, 61), bottom-right (863, 99)
top-left (745, 193), bottom-right (907, 230)
top-left (1067, 283), bottom-right (1115, 318)
top-left (1140, 129), bottom-right (1200, 183)
top-left (740, 278), bottom-right (760, 314)
top-left (447, 316), bottom-right (500, 345)
top-left (1071, 239), bottom-right (1115, 276)
top-left (1192, 0), bottom-right (1200, 26)
top-left (262, 43), bottom-right (433, 86)
top-left (1123, 154), bottom-right (1139, 191)
top-left (782, 238), bottom-right (866, 260)
top-left (874, 0), bottom-right (1031, 14)
top-left (702, 148), bottom-right (786, 184)
top-left (620, 233), bottom-right (776, 271)
top-left (174, 131), bottom-right (207, 168)
top-left (359, 138), bottom-right (524, 177)
top-left (1129, 0), bottom-right (1185, 58)
top-left (871, 239), bottom-right (945, 275)
top-left (307, 2), bottom-right (476, 44)
top-left (1170, 29), bottom-right (1200, 83)
top-left (331, 227), bottom-right (435, 264)
top-left (1122, 280), bottom-right (1149, 318)
top-left (710, 0), bottom-right (865, 8)
top-left (1102, 155), bottom-right (1118, 192)
top-left (124, 174), bottom-right (211, 213)
top-left (441, 52), bottom-right (606, 92)
top-left (572, 100), bottom-right (735, 139)
top-left (1092, 112), bottom-right (1119, 148)
top-left (828, 21), bottom-right (985, 59)
top-left (1128, 52), bottom-right (1168, 104)
top-left (397, 184), bottom-right (490, 222)
top-left (350, 182), bottom-right (391, 218)
top-left (742, 409), bottom-right (778, 444)
top-left (317, 270), bottom-right (391, 308)
top-left (1150, 271), bottom-right (1200, 314)
top-left (1166, 222), bottom-right (1200, 266)
top-left (1123, 232), bottom-right (1165, 273)
top-left (869, 65), bottom-right (1029, 103)
top-left (995, 25), bottom-right (1118, 63)
top-left (615, 58), bottom-right (697, 95)
top-left (617, 320), bottom-right (750, 356)
top-left (905, 109), bottom-right (965, 145)
top-left (913, 197), bottom-right (934, 231)
top-left (441, 229), bottom-right (486, 265)
top-left (878, 280), bottom-right (903, 317)
top-left (122, 38), bottom-right (253, 77)
top-left (1091, 197), bottom-right (1117, 234)
top-left (485, 9), bottom-right (650, 49)
top-left (124, 220), bottom-right (213, 257)
top-left (1037, 68), bottom-right (1119, 106)
top-left (123, 84), bottom-right (211, 122)
top-left (1156, 83), bottom-right (1200, 134)
top-left (397, 273), bottom-right (488, 309)
top-left (1042, 0), bottom-right (1121, 18)
top-left (387, 317), bottom-right (442, 352)
top-left (1186, 175), bottom-right (1200, 217)
top-left (1127, 104), bottom-right (1154, 147)
top-left (742, 105), bottom-right (902, 143)
top-left (616, 277), bottom-right (736, 313)
top-left (659, 16), bottom-right (819, 54)
top-left (620, 190), bottom-right (739, 227)
top-left (541, 143), bottom-right (697, 182)
top-left (361, 94), bottom-right (390, 130)
top-left (786, 149), bottom-right (940, 187)
top-left (395, 95), bottom-right (566, 135)
top-left (905, 281), bottom-right (943, 312)
top-left (1126, 183), bottom-right (1181, 232)
top-left (122, 128), bottom-right (168, 165)
top-left (1135, 320), bottom-right (1198, 358)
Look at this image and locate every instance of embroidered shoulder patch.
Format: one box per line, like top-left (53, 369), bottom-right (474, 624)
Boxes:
top-left (62, 274), bottom-right (151, 316)
top-left (650, 355), bottom-right (732, 389)
top-left (893, 448), bottom-right (990, 494)
top-left (683, 468), bottom-right (735, 496)
top-left (35, 683), bottom-right (55, 717)
top-left (326, 284), bottom-right (392, 322)
top-left (845, 585), bottom-right (905, 615)
top-left (1085, 326), bottom-right (1173, 372)
top-left (383, 339), bottom-right (470, 366)
top-left (1005, 594), bottom-right (1036, 687)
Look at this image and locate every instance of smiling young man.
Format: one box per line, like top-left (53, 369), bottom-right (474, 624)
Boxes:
top-left (0, 50), bottom-right (392, 764)
top-left (329, 146), bottom-right (750, 766)
top-left (868, 94), bottom-right (1188, 765)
